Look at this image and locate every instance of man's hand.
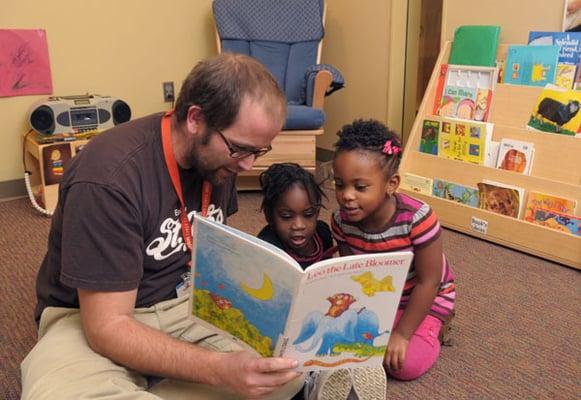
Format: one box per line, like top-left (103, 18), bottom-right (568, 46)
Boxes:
top-left (213, 351), bottom-right (301, 399)
top-left (383, 331), bottom-right (409, 372)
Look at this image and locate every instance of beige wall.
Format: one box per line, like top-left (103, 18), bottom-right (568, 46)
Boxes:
top-left (319, 0), bottom-right (400, 151)
top-left (0, 0), bottom-right (215, 183)
top-left (442, 0), bottom-right (565, 44)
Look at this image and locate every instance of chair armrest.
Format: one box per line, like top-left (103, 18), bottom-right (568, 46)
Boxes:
top-left (304, 64), bottom-right (345, 108)
top-left (312, 70), bottom-right (333, 109)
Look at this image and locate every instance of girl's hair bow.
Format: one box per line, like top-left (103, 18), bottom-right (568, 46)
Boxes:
top-left (382, 140), bottom-right (401, 155)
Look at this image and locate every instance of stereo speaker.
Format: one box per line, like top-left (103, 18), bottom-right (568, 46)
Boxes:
top-left (29, 95), bottom-right (131, 135)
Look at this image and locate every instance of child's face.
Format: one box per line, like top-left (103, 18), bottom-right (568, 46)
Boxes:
top-left (333, 150), bottom-right (399, 231)
top-left (271, 184), bottom-right (320, 254)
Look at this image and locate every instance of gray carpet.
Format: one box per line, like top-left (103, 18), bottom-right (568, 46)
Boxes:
top-left (1, 194), bottom-right (580, 399)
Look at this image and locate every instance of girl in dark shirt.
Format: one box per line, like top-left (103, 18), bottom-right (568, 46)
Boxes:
top-left (257, 163), bottom-right (335, 269)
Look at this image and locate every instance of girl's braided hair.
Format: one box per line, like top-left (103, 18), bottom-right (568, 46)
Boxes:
top-left (334, 119), bottom-right (402, 177)
top-left (259, 163), bottom-right (327, 223)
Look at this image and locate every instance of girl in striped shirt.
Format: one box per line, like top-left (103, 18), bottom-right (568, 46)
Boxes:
top-left (331, 119), bottom-right (456, 381)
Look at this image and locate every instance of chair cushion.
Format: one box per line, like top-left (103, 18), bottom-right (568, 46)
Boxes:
top-left (213, 0), bottom-right (324, 43)
top-left (284, 105), bottom-right (325, 130)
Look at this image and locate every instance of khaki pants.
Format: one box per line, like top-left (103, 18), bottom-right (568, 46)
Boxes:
top-left (21, 296), bottom-right (303, 400)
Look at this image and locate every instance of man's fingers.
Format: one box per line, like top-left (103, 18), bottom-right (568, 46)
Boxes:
top-left (254, 357), bottom-right (298, 373)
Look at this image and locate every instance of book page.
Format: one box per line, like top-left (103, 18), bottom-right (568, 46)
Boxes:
top-left (190, 216), bottom-right (303, 357)
top-left (279, 252), bottom-right (413, 371)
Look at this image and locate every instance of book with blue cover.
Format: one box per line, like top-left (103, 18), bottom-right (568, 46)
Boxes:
top-left (432, 178), bottom-right (479, 208)
top-left (504, 45), bottom-right (560, 87)
top-left (528, 31), bottom-right (581, 89)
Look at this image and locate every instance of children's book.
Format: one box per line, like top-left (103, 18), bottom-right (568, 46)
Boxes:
top-left (448, 25), bottom-right (501, 67)
top-left (530, 207), bottom-right (581, 236)
top-left (523, 191), bottom-right (577, 223)
top-left (189, 215), bottom-right (413, 371)
top-left (432, 178), bottom-right (479, 207)
top-left (485, 140), bottom-right (500, 168)
top-left (437, 117), bottom-right (494, 165)
top-left (400, 173), bottom-right (433, 195)
top-left (477, 180), bottom-right (526, 219)
top-left (432, 64), bottom-right (498, 122)
top-left (419, 118), bottom-right (440, 155)
top-left (495, 138), bottom-right (535, 175)
top-left (504, 45), bottom-right (560, 87)
top-left (527, 84), bottom-right (581, 136)
top-left (528, 31), bottom-right (581, 89)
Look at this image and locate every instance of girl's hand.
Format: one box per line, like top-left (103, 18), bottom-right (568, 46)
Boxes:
top-left (384, 331), bottom-right (409, 371)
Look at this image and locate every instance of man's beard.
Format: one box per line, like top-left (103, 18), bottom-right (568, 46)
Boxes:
top-left (184, 147), bottom-right (230, 186)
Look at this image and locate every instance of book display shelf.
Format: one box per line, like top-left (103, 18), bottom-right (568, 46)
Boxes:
top-left (400, 42), bottom-right (581, 269)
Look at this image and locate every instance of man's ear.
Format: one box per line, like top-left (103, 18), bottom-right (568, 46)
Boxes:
top-left (386, 172), bottom-right (400, 196)
top-left (185, 105), bottom-right (204, 135)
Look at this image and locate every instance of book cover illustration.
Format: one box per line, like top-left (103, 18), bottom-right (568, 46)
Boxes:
top-left (437, 117), bottom-right (494, 165)
top-left (527, 84), bottom-right (581, 136)
top-left (190, 215), bottom-right (413, 371)
top-left (523, 191), bottom-right (577, 223)
top-left (528, 31), bottom-right (581, 89)
top-left (433, 64), bottom-right (497, 122)
top-left (531, 208), bottom-right (581, 236)
top-left (400, 173), bottom-right (433, 195)
top-left (477, 181), bottom-right (524, 219)
top-left (504, 45), bottom-right (560, 87)
top-left (419, 118), bottom-right (440, 155)
top-left (432, 178), bottom-right (479, 207)
top-left (448, 25), bottom-right (500, 67)
top-left (495, 138), bottom-right (535, 175)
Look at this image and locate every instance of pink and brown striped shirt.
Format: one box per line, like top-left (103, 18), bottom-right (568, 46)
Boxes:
top-left (331, 193), bottom-right (456, 321)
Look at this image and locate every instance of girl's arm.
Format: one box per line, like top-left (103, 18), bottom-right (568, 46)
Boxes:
top-left (384, 235), bottom-right (443, 371)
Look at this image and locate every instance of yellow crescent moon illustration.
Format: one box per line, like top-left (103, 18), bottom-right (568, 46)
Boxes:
top-left (240, 273), bottom-right (274, 301)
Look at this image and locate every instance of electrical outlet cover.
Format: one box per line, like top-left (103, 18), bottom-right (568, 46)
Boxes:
top-left (163, 82), bottom-right (175, 102)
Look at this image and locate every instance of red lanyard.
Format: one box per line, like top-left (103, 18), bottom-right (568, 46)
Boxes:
top-left (161, 111), bottom-right (211, 253)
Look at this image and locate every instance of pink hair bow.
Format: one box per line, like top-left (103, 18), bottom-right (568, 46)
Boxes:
top-left (383, 140), bottom-right (401, 155)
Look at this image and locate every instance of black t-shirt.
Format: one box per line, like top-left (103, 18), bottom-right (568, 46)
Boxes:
top-left (35, 113), bottom-right (238, 322)
top-left (257, 221), bottom-right (334, 270)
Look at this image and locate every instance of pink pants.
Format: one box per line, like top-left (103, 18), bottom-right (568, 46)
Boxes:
top-left (387, 309), bottom-right (443, 381)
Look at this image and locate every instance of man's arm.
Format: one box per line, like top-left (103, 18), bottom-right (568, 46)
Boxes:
top-left (78, 289), bottom-right (300, 398)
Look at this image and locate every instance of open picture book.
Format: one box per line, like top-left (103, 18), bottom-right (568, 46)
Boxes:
top-left (189, 214), bottom-right (413, 371)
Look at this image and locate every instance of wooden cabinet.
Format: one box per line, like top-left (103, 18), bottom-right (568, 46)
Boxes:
top-left (23, 135), bottom-right (88, 214)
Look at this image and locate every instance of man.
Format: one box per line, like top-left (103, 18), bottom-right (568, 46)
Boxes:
top-left (21, 53), bottom-right (303, 399)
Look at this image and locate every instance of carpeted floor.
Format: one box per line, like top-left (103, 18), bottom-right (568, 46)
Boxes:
top-left (1, 194), bottom-right (579, 399)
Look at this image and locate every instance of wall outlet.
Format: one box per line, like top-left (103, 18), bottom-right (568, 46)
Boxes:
top-left (163, 81), bottom-right (175, 102)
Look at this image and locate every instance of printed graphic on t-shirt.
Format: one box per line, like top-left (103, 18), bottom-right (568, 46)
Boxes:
top-left (145, 205), bottom-right (224, 260)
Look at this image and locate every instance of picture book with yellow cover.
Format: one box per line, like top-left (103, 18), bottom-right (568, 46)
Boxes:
top-left (527, 84), bottom-right (581, 136)
top-left (437, 117), bottom-right (494, 165)
top-left (523, 191), bottom-right (577, 223)
top-left (401, 172), bottom-right (433, 195)
top-left (189, 215), bottom-right (413, 371)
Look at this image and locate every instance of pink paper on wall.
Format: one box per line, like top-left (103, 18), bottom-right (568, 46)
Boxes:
top-left (0, 29), bottom-right (53, 97)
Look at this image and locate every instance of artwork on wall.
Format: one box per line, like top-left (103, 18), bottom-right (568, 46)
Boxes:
top-left (0, 29), bottom-right (53, 97)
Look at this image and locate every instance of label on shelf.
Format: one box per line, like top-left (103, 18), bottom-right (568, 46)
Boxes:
top-left (470, 216), bottom-right (489, 235)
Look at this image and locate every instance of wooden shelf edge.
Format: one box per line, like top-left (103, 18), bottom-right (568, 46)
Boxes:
top-left (400, 189), bottom-right (581, 269)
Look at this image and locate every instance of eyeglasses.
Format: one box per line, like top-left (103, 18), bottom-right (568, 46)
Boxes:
top-left (214, 129), bottom-right (272, 159)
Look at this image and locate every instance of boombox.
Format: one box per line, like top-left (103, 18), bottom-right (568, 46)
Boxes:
top-left (29, 95), bottom-right (131, 135)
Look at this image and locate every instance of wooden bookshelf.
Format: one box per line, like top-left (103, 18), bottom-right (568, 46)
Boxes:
top-left (399, 42), bottom-right (581, 269)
